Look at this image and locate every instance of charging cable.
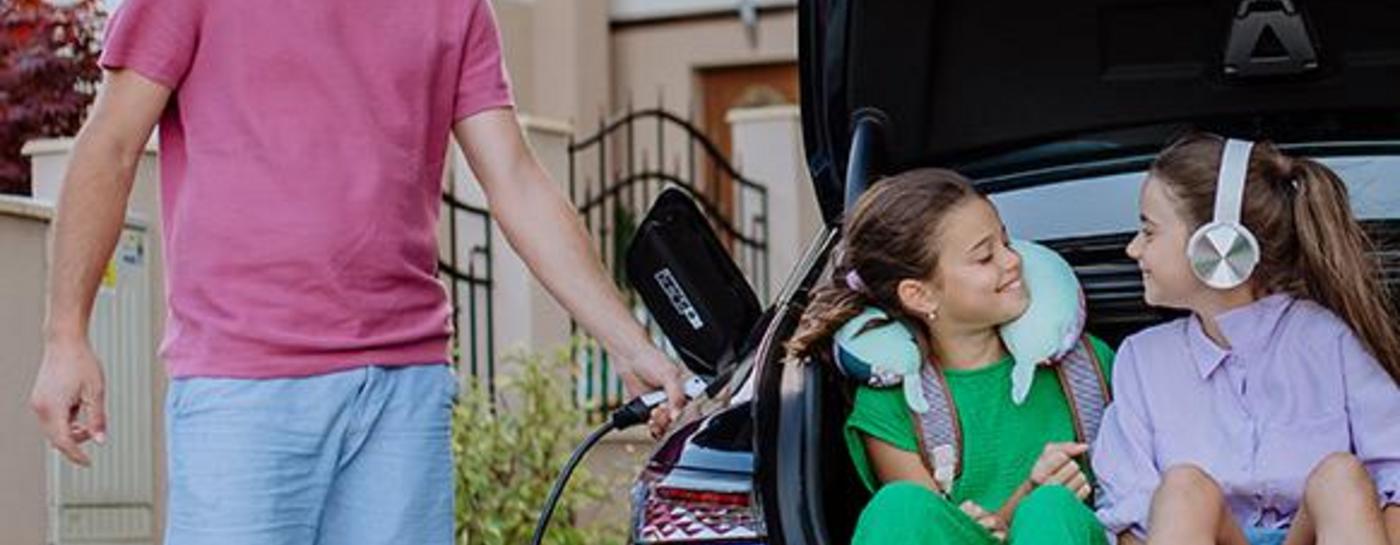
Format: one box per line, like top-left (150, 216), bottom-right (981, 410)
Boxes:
top-left (529, 376), bottom-right (708, 545)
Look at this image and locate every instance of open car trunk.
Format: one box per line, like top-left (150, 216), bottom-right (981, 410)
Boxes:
top-left (758, 2), bottom-right (1400, 544)
top-left (799, 0), bottom-right (1400, 223)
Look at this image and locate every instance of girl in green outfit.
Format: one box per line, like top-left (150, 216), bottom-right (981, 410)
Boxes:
top-left (785, 168), bottom-right (1114, 544)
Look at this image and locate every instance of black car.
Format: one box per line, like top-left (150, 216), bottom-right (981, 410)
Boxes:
top-left (624, 1), bottom-right (1400, 544)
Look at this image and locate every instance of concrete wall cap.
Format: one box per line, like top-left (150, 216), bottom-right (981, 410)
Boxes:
top-left (725, 104), bottom-right (800, 125)
top-left (22, 135), bottom-right (159, 157)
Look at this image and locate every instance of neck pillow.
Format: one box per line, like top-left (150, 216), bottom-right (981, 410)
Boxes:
top-left (832, 239), bottom-right (1085, 408)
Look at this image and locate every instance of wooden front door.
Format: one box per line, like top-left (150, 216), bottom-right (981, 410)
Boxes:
top-left (697, 62), bottom-right (799, 215)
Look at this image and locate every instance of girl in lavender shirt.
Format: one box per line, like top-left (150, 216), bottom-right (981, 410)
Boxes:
top-left (1091, 132), bottom-right (1400, 545)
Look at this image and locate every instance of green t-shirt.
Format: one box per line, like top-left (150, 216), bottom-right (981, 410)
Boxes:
top-left (844, 336), bottom-right (1115, 511)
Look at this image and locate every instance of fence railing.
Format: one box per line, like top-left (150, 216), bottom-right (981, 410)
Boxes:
top-left (439, 189), bottom-right (496, 400)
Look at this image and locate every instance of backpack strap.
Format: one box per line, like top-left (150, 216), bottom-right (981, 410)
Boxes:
top-left (1055, 336), bottom-right (1111, 447)
top-left (909, 337), bottom-right (1109, 497)
top-left (911, 362), bottom-right (961, 495)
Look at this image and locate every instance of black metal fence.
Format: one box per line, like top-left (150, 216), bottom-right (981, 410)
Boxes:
top-left (439, 188), bottom-right (495, 400)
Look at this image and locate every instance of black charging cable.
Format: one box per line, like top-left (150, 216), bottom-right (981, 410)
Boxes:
top-left (529, 376), bottom-right (706, 545)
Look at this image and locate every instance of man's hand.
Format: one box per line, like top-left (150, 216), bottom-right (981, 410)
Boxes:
top-left (620, 348), bottom-right (685, 438)
top-left (30, 337), bottom-right (107, 467)
top-left (1029, 442), bottom-right (1092, 500)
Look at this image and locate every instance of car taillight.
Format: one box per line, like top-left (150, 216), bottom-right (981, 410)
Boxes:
top-left (631, 468), bottom-right (766, 544)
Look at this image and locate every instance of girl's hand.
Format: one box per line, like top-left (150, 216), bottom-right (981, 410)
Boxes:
top-left (961, 500), bottom-right (1008, 541)
top-left (1030, 442), bottom-right (1092, 500)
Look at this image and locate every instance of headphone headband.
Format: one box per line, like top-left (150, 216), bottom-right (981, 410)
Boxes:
top-left (1214, 139), bottom-right (1254, 225)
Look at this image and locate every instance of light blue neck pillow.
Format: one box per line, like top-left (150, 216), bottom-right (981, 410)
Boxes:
top-left (832, 239), bottom-right (1086, 407)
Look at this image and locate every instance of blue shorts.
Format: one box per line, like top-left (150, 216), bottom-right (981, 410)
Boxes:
top-left (1243, 526), bottom-right (1288, 545)
top-left (163, 364), bottom-right (458, 545)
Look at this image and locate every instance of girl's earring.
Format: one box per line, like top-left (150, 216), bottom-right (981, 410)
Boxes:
top-left (926, 309), bottom-right (938, 323)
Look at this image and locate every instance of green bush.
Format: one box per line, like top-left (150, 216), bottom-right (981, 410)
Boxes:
top-left (452, 348), bottom-right (628, 545)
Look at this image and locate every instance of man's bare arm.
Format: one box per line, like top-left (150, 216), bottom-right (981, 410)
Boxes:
top-left (451, 109), bottom-right (686, 421)
top-left (31, 69), bottom-right (170, 466)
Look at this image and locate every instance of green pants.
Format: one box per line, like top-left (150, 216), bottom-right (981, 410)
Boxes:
top-left (851, 482), bottom-right (1108, 545)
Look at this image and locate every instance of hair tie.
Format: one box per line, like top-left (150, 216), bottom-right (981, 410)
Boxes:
top-left (1278, 155), bottom-right (1304, 191)
top-left (845, 269), bottom-right (867, 294)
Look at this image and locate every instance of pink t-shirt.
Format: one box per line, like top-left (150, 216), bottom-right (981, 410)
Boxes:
top-left (100, 0), bottom-right (513, 378)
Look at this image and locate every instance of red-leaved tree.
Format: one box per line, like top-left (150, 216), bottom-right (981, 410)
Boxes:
top-left (1, 0), bottom-right (104, 195)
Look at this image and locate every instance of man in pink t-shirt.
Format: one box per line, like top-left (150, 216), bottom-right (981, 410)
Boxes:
top-left (28, 0), bottom-right (686, 543)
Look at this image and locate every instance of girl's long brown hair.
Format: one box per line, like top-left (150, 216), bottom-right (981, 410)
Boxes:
top-left (785, 168), bottom-right (983, 363)
top-left (1153, 132), bottom-right (1400, 385)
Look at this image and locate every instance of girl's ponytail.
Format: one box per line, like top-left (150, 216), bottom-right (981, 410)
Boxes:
top-left (785, 271), bottom-right (869, 362)
top-left (1290, 157), bottom-right (1400, 384)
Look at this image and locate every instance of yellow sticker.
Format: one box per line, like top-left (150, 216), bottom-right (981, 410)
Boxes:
top-left (101, 260), bottom-right (117, 290)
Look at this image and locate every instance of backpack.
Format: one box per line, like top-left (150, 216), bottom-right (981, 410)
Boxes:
top-left (908, 336), bottom-right (1109, 494)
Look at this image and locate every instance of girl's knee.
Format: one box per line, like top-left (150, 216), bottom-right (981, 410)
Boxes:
top-left (1305, 452), bottom-right (1374, 495)
top-left (1011, 485), bottom-right (1099, 537)
top-left (1025, 484), bottom-right (1081, 509)
top-left (855, 481), bottom-right (979, 543)
top-left (1308, 452), bottom-right (1367, 482)
top-left (1158, 464), bottom-right (1223, 497)
top-left (864, 481), bottom-right (948, 517)
top-left (1016, 484), bottom-right (1087, 521)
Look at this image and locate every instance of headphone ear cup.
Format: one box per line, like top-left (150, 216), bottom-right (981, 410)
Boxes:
top-left (1187, 222), bottom-right (1260, 289)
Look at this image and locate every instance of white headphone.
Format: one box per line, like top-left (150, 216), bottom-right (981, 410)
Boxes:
top-left (1186, 139), bottom-right (1260, 290)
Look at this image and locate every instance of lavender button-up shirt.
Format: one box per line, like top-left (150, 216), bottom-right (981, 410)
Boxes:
top-left (1092, 294), bottom-right (1400, 538)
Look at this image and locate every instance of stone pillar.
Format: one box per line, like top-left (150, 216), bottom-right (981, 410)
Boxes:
top-left (727, 105), bottom-right (822, 301)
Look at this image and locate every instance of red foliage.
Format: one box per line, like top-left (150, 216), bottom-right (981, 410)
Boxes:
top-left (1, 0), bottom-right (104, 195)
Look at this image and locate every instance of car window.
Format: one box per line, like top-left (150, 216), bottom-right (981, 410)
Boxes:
top-left (989, 154), bottom-right (1400, 241)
